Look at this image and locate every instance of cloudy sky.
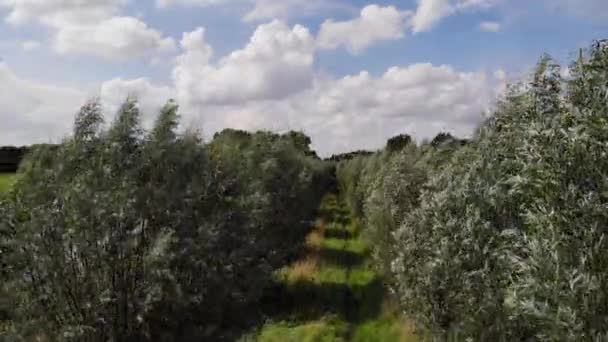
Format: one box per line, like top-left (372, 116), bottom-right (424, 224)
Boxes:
top-left (0, 0), bottom-right (606, 155)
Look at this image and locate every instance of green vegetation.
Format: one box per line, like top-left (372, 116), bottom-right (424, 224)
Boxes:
top-left (0, 99), bottom-right (332, 341)
top-left (0, 173), bottom-right (14, 193)
top-left (247, 194), bottom-right (418, 342)
top-left (337, 42), bottom-right (608, 340)
top-left (252, 319), bottom-right (349, 342)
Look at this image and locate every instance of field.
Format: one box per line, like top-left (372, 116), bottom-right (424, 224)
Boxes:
top-left (0, 173), bottom-right (15, 193)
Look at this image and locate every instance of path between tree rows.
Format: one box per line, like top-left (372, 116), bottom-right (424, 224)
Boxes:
top-left (245, 193), bottom-right (419, 342)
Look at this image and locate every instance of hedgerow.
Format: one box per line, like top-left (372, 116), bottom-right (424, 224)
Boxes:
top-left (337, 41), bottom-right (608, 340)
top-left (0, 99), bottom-right (331, 341)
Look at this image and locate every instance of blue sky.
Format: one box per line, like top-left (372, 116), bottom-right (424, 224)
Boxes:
top-left (0, 0), bottom-right (606, 155)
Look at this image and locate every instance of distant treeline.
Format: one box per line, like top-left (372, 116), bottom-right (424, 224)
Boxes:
top-left (0, 146), bottom-right (29, 172)
top-left (3, 133), bottom-right (462, 170)
top-left (326, 132), bottom-right (468, 162)
top-left (0, 145), bottom-right (59, 172)
top-left (2, 132), bottom-right (463, 173)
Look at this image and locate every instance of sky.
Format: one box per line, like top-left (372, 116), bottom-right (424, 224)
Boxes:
top-left (0, 0), bottom-right (606, 156)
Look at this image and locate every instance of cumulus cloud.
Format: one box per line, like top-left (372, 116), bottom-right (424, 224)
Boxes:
top-left (0, 57), bottom-right (500, 155)
top-left (479, 21), bottom-right (501, 32)
top-left (100, 78), bottom-right (175, 127)
top-left (0, 0), bottom-right (174, 61)
top-left (155, 0), bottom-right (231, 8)
top-left (0, 0), bottom-right (125, 26)
top-left (173, 20), bottom-right (315, 106)
top-left (287, 63), bottom-right (494, 153)
top-left (152, 0), bottom-right (352, 21)
top-left (411, 0), bottom-right (498, 33)
top-left (174, 62), bottom-right (499, 155)
top-left (0, 64), bottom-right (179, 146)
top-left (0, 63), bottom-right (86, 145)
top-left (54, 16), bottom-right (176, 60)
top-left (317, 5), bottom-right (411, 54)
top-left (411, 0), bottom-right (453, 33)
top-left (243, 0), bottom-right (352, 22)
top-left (0, 16), bottom-right (503, 156)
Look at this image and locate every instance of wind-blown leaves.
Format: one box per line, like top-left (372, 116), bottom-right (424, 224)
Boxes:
top-left (1, 100), bottom-right (331, 341)
top-left (337, 41), bottom-right (608, 341)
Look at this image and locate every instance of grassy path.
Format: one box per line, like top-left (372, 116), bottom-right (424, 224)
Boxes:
top-left (246, 194), bottom-right (418, 342)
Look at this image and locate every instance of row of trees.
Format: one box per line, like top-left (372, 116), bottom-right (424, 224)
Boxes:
top-left (337, 40), bottom-right (608, 340)
top-left (0, 99), bottom-right (332, 341)
top-left (0, 146), bottom-right (32, 172)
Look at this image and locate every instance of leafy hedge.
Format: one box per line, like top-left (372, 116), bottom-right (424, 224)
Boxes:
top-left (337, 41), bottom-right (608, 340)
top-left (0, 99), bottom-right (332, 341)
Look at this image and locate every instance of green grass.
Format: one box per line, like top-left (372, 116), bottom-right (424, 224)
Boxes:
top-left (352, 314), bottom-right (418, 342)
top-left (321, 238), bottom-right (369, 256)
top-left (252, 317), bottom-right (348, 342)
top-left (249, 194), bottom-right (419, 341)
top-left (0, 173), bottom-right (16, 193)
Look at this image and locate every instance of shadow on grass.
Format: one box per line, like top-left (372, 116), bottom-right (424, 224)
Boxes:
top-left (318, 207), bottom-right (345, 222)
top-left (317, 247), bottom-right (365, 268)
top-left (259, 276), bottom-right (385, 325)
top-left (323, 226), bottom-right (354, 240)
top-left (318, 205), bottom-right (350, 223)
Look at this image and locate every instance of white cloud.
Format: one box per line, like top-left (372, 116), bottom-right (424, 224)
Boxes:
top-left (0, 63), bottom-right (87, 145)
top-left (173, 20), bottom-right (315, 106)
top-left (294, 63), bottom-right (494, 153)
top-left (411, 0), bottom-right (498, 33)
top-left (177, 62), bottom-right (498, 155)
top-left (155, 0), bottom-right (231, 8)
top-left (0, 0), bottom-right (125, 26)
top-left (0, 63), bottom-right (181, 146)
top-left (0, 59), bottom-right (499, 156)
top-left (317, 5), bottom-right (411, 54)
top-left (479, 21), bottom-right (501, 32)
top-left (53, 16), bottom-right (176, 60)
top-left (411, 0), bottom-right (453, 33)
top-left (243, 0), bottom-right (353, 22)
top-left (153, 0), bottom-right (352, 21)
top-left (0, 0), bottom-right (174, 61)
top-left (0, 17), bottom-right (503, 156)
top-left (21, 40), bottom-right (41, 51)
top-left (100, 78), bottom-right (175, 127)
top-left (92, 19), bottom-right (499, 155)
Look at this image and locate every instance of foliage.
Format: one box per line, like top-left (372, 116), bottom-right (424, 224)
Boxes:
top-left (0, 99), bottom-right (331, 341)
top-left (250, 318), bottom-right (349, 342)
top-left (337, 40), bottom-right (608, 340)
top-left (386, 134), bottom-right (413, 153)
top-left (336, 136), bottom-right (461, 283)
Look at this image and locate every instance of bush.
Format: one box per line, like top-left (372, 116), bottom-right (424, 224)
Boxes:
top-left (337, 41), bottom-right (608, 340)
top-left (1, 99), bottom-right (331, 341)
